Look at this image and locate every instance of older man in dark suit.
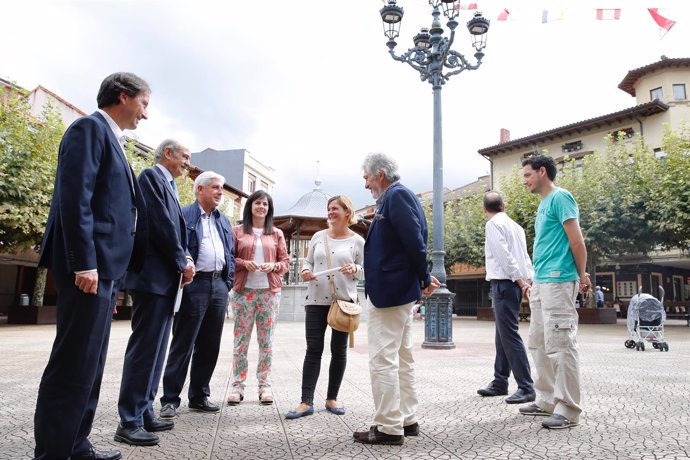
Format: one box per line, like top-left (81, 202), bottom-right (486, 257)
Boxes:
top-left (34, 72), bottom-right (150, 460)
top-left (353, 153), bottom-right (440, 446)
top-left (114, 139), bottom-right (194, 447)
top-left (159, 171), bottom-right (235, 419)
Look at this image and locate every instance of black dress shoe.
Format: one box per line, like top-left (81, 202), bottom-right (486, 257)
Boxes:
top-left (403, 422), bottom-right (419, 437)
top-left (505, 389), bottom-right (536, 404)
top-left (189, 398), bottom-right (220, 413)
top-left (144, 417), bottom-right (174, 432)
top-left (71, 448), bottom-right (122, 460)
top-left (353, 426), bottom-right (403, 445)
top-left (477, 386), bottom-right (508, 397)
top-left (114, 424), bottom-right (159, 446)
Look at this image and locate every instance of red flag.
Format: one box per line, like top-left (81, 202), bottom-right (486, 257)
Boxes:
top-left (648, 8), bottom-right (676, 38)
top-left (497, 8), bottom-right (510, 21)
top-left (596, 9), bottom-right (620, 20)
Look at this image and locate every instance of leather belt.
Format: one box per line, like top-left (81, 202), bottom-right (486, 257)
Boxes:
top-left (196, 270), bottom-right (222, 279)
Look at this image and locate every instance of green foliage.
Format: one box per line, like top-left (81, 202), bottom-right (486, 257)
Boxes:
top-left (443, 194), bottom-right (486, 269)
top-left (655, 124), bottom-right (690, 250)
top-left (0, 91), bottom-right (64, 252)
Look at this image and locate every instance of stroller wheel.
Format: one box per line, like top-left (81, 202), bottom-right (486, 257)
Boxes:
top-left (663, 343), bottom-right (669, 352)
top-left (625, 340), bottom-right (635, 349)
top-left (652, 342), bottom-right (659, 349)
top-left (636, 341), bottom-right (645, 351)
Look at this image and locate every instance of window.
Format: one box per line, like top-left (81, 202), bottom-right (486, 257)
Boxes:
top-left (650, 87), bottom-right (663, 102)
top-left (653, 147), bottom-right (667, 160)
top-left (260, 181), bottom-right (268, 191)
top-left (247, 173), bottom-right (256, 193)
top-left (673, 84), bottom-right (687, 101)
top-left (616, 281), bottom-right (637, 298)
top-left (561, 140), bottom-right (583, 153)
top-left (610, 127), bottom-right (635, 143)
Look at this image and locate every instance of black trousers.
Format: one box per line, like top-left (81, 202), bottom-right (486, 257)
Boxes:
top-left (490, 279), bottom-right (534, 392)
top-left (161, 277), bottom-right (229, 406)
top-left (34, 272), bottom-right (119, 460)
top-left (300, 305), bottom-right (348, 405)
top-left (117, 291), bottom-right (174, 427)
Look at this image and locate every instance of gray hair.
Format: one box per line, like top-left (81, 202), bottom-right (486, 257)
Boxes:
top-left (194, 171), bottom-right (226, 198)
top-left (96, 72), bottom-right (150, 109)
top-left (361, 153), bottom-right (401, 182)
top-left (153, 139), bottom-right (183, 163)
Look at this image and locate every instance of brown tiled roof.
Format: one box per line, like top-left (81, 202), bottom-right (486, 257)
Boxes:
top-left (477, 101), bottom-right (668, 157)
top-left (618, 57), bottom-right (690, 96)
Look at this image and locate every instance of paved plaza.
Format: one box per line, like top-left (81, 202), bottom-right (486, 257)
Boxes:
top-left (1, 315), bottom-right (689, 459)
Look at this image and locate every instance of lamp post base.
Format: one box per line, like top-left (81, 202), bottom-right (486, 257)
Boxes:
top-left (422, 287), bottom-right (455, 349)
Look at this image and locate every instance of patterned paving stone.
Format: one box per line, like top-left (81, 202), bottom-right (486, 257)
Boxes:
top-left (1, 317), bottom-right (689, 459)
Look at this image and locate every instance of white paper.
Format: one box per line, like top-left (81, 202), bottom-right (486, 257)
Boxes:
top-left (173, 273), bottom-right (184, 314)
top-left (312, 267), bottom-right (341, 278)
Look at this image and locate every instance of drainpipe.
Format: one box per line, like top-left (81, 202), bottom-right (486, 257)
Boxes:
top-left (480, 153), bottom-right (494, 190)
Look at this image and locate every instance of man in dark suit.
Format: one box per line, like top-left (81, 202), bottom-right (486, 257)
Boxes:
top-left (114, 139), bottom-right (194, 447)
top-left (33, 72), bottom-right (150, 460)
top-left (159, 171), bottom-right (235, 419)
top-left (353, 153), bottom-right (440, 446)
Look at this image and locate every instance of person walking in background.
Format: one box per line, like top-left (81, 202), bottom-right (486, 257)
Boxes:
top-left (353, 153), bottom-right (440, 446)
top-left (33, 72), bottom-right (149, 460)
top-left (595, 286), bottom-right (604, 309)
top-left (115, 139), bottom-right (194, 446)
top-left (478, 191), bottom-right (535, 405)
top-left (159, 171), bottom-right (235, 420)
top-left (285, 195), bottom-right (365, 420)
top-left (227, 190), bottom-right (289, 406)
top-left (519, 155), bottom-right (591, 430)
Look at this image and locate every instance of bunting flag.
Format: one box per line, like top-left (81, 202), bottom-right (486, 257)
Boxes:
top-left (497, 8), bottom-right (510, 21)
top-left (596, 9), bottom-right (621, 20)
top-left (648, 8), bottom-right (676, 38)
top-left (542, 9), bottom-right (566, 23)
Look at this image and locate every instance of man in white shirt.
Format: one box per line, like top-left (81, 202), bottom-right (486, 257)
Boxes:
top-left (478, 192), bottom-right (536, 404)
top-left (159, 171), bottom-right (235, 419)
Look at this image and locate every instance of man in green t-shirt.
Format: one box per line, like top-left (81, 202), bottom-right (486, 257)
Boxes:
top-left (518, 155), bottom-right (591, 430)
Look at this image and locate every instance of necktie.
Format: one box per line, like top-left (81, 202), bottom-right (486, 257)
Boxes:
top-left (170, 180), bottom-right (179, 200)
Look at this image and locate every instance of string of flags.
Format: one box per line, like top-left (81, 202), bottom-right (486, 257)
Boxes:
top-left (379, 1), bottom-right (678, 39)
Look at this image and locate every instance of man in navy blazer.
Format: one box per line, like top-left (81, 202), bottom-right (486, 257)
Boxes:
top-left (114, 139), bottom-right (194, 447)
top-left (159, 171), bottom-right (235, 419)
top-left (33, 72), bottom-right (150, 460)
top-left (354, 153), bottom-right (439, 446)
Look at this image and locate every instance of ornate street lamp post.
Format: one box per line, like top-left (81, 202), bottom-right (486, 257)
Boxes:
top-left (379, 0), bottom-right (489, 349)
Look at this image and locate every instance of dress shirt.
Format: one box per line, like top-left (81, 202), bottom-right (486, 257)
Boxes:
top-left (484, 212), bottom-right (534, 283)
top-left (96, 109), bottom-right (124, 148)
top-left (195, 204), bottom-right (226, 272)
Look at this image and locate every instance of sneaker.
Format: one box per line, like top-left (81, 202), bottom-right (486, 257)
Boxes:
top-left (159, 403), bottom-right (177, 419)
top-left (541, 414), bottom-right (578, 429)
top-left (518, 403), bottom-right (551, 416)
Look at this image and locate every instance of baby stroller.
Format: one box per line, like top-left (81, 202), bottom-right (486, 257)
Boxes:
top-left (624, 286), bottom-right (668, 352)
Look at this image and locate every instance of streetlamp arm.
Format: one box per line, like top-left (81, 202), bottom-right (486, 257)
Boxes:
top-left (389, 48), bottom-right (433, 81)
top-left (442, 50), bottom-right (482, 81)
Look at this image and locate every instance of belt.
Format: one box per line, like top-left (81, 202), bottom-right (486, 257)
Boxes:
top-left (196, 270), bottom-right (222, 279)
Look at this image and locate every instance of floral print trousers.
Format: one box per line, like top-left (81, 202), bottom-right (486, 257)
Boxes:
top-left (230, 288), bottom-right (280, 392)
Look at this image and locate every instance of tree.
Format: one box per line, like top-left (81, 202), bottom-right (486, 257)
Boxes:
top-left (443, 194), bottom-right (487, 271)
top-left (0, 90), bottom-right (63, 252)
top-left (656, 124), bottom-right (690, 250)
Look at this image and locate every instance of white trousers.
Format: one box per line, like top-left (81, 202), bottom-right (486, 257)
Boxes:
top-left (528, 282), bottom-right (582, 423)
top-left (366, 299), bottom-right (418, 436)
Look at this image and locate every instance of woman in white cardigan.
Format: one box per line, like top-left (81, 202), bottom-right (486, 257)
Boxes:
top-left (285, 195), bottom-right (364, 419)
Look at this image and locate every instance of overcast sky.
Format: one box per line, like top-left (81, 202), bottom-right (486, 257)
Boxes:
top-left (1, 1), bottom-right (689, 213)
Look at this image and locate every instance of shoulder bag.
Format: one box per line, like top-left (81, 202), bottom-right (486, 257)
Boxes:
top-left (323, 233), bottom-right (361, 348)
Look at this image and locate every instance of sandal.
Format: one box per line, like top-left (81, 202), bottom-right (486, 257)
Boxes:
top-left (259, 388), bottom-right (274, 405)
top-left (227, 390), bottom-right (244, 406)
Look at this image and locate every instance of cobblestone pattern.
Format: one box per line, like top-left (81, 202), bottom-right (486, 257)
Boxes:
top-left (1, 317), bottom-right (689, 459)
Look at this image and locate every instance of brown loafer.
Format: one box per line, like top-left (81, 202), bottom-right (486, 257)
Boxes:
top-left (353, 426), bottom-right (403, 445)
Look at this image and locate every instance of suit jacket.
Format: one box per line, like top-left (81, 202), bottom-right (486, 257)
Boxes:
top-left (39, 112), bottom-right (146, 280)
top-left (125, 166), bottom-right (189, 296)
top-left (182, 202), bottom-right (235, 289)
top-left (363, 182), bottom-right (431, 308)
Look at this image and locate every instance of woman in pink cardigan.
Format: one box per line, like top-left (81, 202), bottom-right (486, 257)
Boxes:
top-left (227, 190), bottom-right (289, 405)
